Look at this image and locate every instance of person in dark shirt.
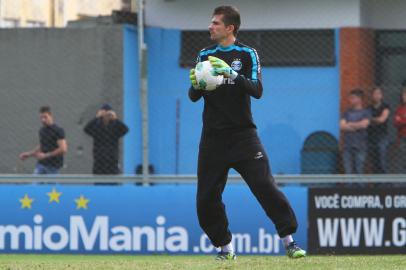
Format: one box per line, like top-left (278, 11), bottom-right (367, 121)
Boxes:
top-left (367, 87), bottom-right (390, 173)
top-left (19, 106), bottom-right (67, 174)
top-left (188, 6), bottom-right (305, 260)
top-left (84, 104), bottom-right (128, 175)
top-left (340, 89), bottom-right (371, 174)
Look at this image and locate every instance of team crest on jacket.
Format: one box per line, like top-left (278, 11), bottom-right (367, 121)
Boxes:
top-left (231, 59), bottom-right (242, 71)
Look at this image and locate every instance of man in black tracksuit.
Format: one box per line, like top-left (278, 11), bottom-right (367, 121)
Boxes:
top-left (84, 104), bottom-right (128, 174)
top-left (188, 6), bottom-right (306, 260)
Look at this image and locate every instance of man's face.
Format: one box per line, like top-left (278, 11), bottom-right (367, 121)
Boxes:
top-left (40, 112), bottom-right (53, 126)
top-left (372, 89), bottom-right (383, 103)
top-left (101, 109), bottom-right (115, 123)
top-left (349, 94), bottom-right (362, 107)
top-left (209, 14), bottom-right (232, 42)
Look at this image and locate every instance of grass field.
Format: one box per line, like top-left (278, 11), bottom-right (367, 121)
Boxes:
top-left (0, 255), bottom-right (404, 270)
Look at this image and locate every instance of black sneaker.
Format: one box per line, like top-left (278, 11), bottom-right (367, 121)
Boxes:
top-left (215, 251), bottom-right (237, 261)
top-left (285, 241), bottom-right (306, 258)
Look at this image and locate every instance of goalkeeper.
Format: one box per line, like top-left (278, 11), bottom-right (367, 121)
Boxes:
top-left (188, 5), bottom-right (306, 260)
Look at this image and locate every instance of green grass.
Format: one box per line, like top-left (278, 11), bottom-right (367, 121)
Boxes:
top-left (0, 254), bottom-right (404, 270)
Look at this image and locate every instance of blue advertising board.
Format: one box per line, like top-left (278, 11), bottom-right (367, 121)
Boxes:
top-left (0, 183), bottom-right (307, 254)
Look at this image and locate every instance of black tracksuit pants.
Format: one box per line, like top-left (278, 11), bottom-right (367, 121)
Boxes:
top-left (196, 128), bottom-right (298, 247)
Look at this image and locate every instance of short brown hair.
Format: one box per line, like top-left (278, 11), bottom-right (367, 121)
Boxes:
top-left (213, 6), bottom-right (241, 36)
top-left (349, 88), bottom-right (364, 98)
top-left (370, 86), bottom-right (382, 95)
top-left (39, 106), bottom-right (51, 114)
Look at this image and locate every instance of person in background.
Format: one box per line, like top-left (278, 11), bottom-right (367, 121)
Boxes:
top-left (394, 86), bottom-right (406, 173)
top-left (367, 87), bottom-right (390, 173)
top-left (340, 89), bottom-right (371, 174)
top-left (84, 103), bottom-right (128, 175)
top-left (19, 106), bottom-right (67, 174)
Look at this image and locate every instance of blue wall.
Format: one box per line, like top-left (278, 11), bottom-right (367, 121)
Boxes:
top-left (123, 27), bottom-right (340, 174)
top-left (123, 26), bottom-right (141, 174)
top-left (146, 28), bottom-right (203, 175)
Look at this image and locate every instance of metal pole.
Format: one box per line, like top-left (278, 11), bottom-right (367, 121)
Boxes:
top-left (137, 0), bottom-right (149, 184)
top-left (0, 1), bottom-right (2, 28)
top-left (50, 0), bottom-right (55, 27)
top-left (175, 99), bottom-right (180, 174)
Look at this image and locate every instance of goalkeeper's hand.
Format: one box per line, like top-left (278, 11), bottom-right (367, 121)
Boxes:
top-left (189, 69), bottom-right (201, 90)
top-left (208, 56), bottom-right (238, 80)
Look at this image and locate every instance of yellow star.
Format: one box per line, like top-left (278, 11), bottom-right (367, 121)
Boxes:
top-left (19, 194), bottom-right (34, 209)
top-left (47, 188), bottom-right (62, 203)
top-left (75, 195), bottom-right (90, 210)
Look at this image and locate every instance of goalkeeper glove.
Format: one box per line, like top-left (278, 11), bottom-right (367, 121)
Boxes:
top-left (208, 56), bottom-right (238, 80)
top-left (189, 69), bottom-right (200, 90)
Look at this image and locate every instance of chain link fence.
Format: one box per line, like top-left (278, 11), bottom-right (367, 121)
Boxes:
top-left (181, 28), bottom-right (406, 175)
top-left (1, 1), bottom-right (406, 176)
top-left (0, 0), bottom-right (133, 175)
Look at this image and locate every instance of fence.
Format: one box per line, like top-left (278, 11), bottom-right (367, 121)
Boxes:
top-left (0, 1), bottom-right (406, 178)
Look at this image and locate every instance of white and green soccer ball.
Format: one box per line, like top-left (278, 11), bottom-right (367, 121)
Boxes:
top-left (194, 60), bottom-right (223, 91)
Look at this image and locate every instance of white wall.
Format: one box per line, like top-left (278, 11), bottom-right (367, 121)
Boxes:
top-left (361, 0), bottom-right (406, 29)
top-left (145, 0), bottom-right (362, 29)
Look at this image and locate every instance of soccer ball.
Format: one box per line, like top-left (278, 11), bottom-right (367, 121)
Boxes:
top-left (194, 60), bottom-right (223, 91)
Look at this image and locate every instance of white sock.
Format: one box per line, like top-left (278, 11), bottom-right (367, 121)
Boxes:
top-left (221, 242), bottom-right (234, 254)
top-left (282, 235), bottom-right (294, 247)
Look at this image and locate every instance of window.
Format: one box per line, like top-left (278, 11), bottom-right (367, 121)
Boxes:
top-left (180, 29), bottom-right (336, 67)
top-left (26, 20), bottom-right (46, 28)
top-left (0, 18), bottom-right (20, 28)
